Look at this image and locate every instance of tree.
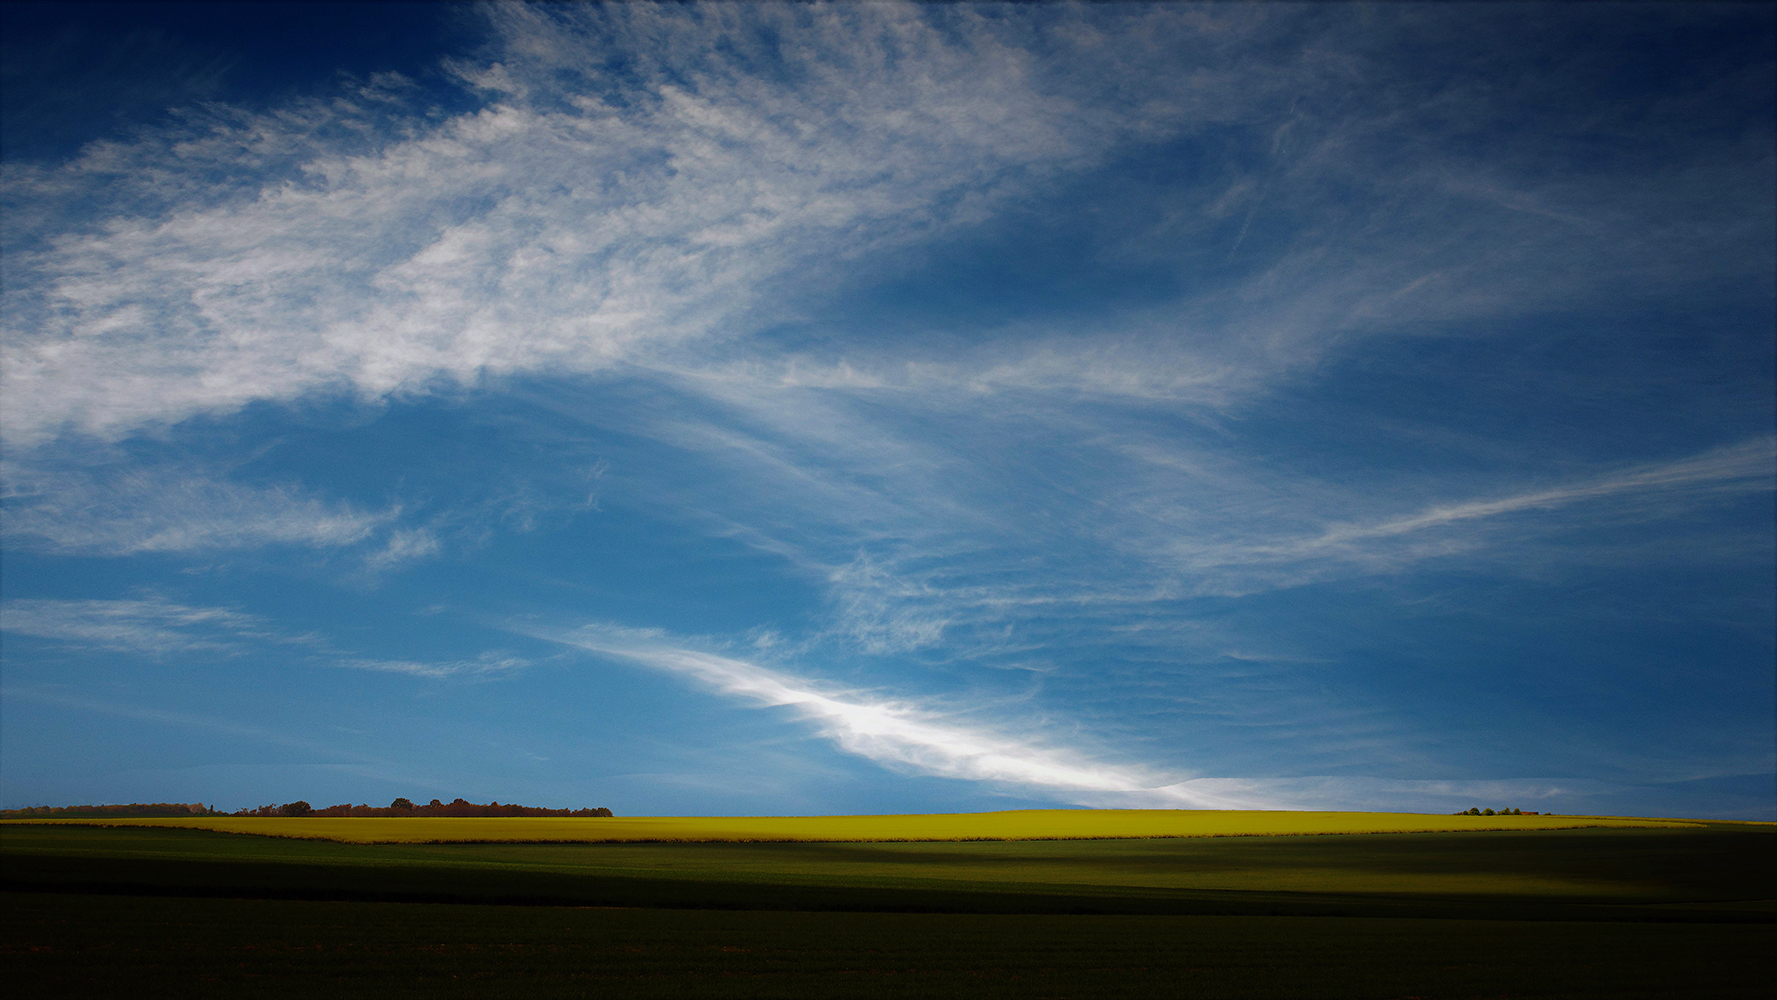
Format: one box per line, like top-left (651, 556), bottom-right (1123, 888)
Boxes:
top-left (281, 801), bottom-right (313, 817)
top-left (390, 798), bottom-right (414, 810)
top-left (1482, 808), bottom-right (1495, 816)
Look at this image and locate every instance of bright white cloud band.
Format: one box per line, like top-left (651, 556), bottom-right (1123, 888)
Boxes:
top-left (526, 621), bottom-right (1689, 814)
top-left (530, 622), bottom-right (1279, 809)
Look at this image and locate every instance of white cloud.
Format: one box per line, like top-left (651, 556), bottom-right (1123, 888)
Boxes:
top-left (1314, 438), bottom-right (1775, 547)
top-left (543, 344), bottom-right (1775, 666)
top-left (521, 620), bottom-right (1729, 814)
top-left (363, 527), bottom-right (441, 573)
top-left (1159, 436), bottom-right (1777, 586)
top-left (3, 2), bottom-right (1279, 448)
top-left (0, 594), bottom-right (534, 682)
top-left (0, 596), bottom-right (299, 655)
top-left (2, 3), bottom-right (1765, 815)
top-left (4, 2), bottom-right (1758, 458)
top-left (527, 621), bottom-right (1278, 808)
top-left (337, 651), bottom-right (531, 680)
top-left (5, 3), bottom-right (1759, 604)
top-left (1, 460), bottom-right (390, 555)
top-left (1145, 775), bottom-right (1693, 816)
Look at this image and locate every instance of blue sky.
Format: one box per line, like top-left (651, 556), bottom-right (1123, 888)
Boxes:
top-left (2, 1), bottom-right (1772, 819)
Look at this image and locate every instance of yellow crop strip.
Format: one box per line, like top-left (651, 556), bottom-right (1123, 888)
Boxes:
top-left (0, 809), bottom-right (1705, 844)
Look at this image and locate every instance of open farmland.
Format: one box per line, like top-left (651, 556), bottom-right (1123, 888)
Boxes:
top-left (3, 816), bottom-right (1772, 998)
top-left (0, 807), bottom-right (1702, 844)
top-left (3, 815), bottom-right (1770, 917)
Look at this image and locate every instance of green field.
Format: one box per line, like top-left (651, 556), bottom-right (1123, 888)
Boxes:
top-left (4, 816), bottom-right (1772, 997)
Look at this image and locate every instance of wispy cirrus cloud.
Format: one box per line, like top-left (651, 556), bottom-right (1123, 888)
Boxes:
top-left (2, 2), bottom-right (1289, 447)
top-left (1314, 438), bottom-right (1773, 546)
top-left (1, 460), bottom-right (390, 555)
top-left (361, 527), bottom-right (442, 574)
top-left (0, 594), bottom-right (538, 689)
top-left (526, 620), bottom-right (1277, 809)
top-left (337, 651), bottom-right (531, 680)
top-left (520, 619), bottom-right (1767, 815)
top-left (540, 350), bottom-right (1774, 665)
top-left (2, 3), bottom-right (1767, 818)
top-left (1159, 436), bottom-right (1777, 584)
top-left (23, 3), bottom-right (1748, 449)
top-left (1, 686), bottom-right (361, 759)
top-left (0, 596), bottom-right (305, 655)
top-left (0, 685), bottom-right (465, 799)
top-left (6, 2), bottom-right (1761, 592)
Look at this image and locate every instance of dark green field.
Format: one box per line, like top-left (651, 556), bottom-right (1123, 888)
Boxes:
top-left (4, 822), bottom-right (1773, 997)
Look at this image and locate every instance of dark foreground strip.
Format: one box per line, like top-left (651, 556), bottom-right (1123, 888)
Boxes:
top-left (5, 890), bottom-right (1773, 1000)
top-left (5, 822), bottom-right (1772, 923)
top-left (3, 857), bottom-right (1770, 924)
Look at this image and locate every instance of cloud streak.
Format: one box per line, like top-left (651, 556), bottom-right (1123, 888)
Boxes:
top-left (1, 460), bottom-right (390, 555)
top-left (0, 596), bottom-right (303, 655)
top-left (520, 620), bottom-right (1744, 815)
top-left (337, 651), bottom-right (531, 680)
top-left (1166, 436), bottom-right (1777, 580)
top-left (528, 621), bottom-right (1278, 809)
top-left (546, 360), bottom-right (1774, 671)
top-left (1, 686), bottom-right (359, 759)
top-left (1312, 438), bottom-right (1775, 548)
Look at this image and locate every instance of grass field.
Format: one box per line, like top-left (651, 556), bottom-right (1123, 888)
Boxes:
top-left (4, 815), bottom-right (1772, 997)
top-left (0, 807), bottom-right (1708, 843)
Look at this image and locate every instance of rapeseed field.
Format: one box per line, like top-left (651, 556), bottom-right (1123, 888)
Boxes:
top-left (4, 807), bottom-right (1701, 843)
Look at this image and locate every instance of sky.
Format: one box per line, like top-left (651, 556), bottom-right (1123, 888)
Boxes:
top-left (1, 1), bottom-right (1772, 820)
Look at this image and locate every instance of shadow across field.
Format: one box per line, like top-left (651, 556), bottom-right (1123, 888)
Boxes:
top-left (3, 822), bottom-right (1771, 922)
top-left (5, 823), bottom-right (1772, 998)
top-left (6, 891), bottom-right (1773, 1000)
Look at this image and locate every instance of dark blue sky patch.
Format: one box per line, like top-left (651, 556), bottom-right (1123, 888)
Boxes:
top-left (2, 1), bottom-right (483, 163)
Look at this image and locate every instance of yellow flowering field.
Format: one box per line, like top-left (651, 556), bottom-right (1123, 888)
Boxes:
top-left (0, 808), bottom-right (1704, 844)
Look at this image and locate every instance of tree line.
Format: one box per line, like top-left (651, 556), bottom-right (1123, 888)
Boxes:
top-left (2, 799), bottom-right (614, 819)
top-left (0, 802), bottom-right (217, 819)
top-left (232, 798), bottom-right (615, 817)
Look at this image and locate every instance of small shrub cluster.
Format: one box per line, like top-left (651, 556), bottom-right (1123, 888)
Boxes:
top-left (231, 798), bottom-right (614, 818)
top-left (1454, 807), bottom-right (1537, 816)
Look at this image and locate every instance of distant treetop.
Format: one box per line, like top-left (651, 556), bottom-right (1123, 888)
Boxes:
top-left (2, 799), bottom-right (614, 819)
top-left (0, 802), bottom-right (217, 819)
top-left (230, 798), bottom-right (613, 818)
